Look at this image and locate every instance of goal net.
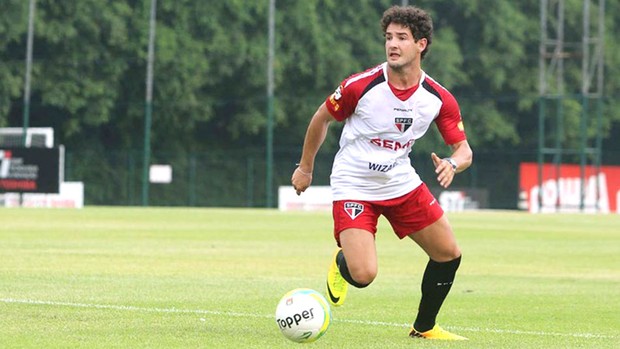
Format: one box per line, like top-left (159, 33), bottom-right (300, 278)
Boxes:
top-left (0, 127), bottom-right (54, 148)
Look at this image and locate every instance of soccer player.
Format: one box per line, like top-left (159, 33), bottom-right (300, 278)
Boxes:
top-left (291, 5), bottom-right (473, 340)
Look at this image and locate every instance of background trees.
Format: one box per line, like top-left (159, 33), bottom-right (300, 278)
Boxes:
top-left (1, 0), bottom-right (618, 206)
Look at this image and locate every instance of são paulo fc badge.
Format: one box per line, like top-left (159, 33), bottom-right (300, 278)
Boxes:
top-left (395, 117), bottom-right (413, 132)
top-left (344, 202), bottom-right (364, 220)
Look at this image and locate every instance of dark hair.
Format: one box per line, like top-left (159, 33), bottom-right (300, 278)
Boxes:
top-left (381, 6), bottom-right (433, 59)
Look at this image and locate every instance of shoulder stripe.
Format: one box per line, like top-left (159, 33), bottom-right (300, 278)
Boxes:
top-left (343, 64), bottom-right (384, 88)
top-left (422, 79), bottom-right (442, 101)
top-left (360, 74), bottom-right (386, 99)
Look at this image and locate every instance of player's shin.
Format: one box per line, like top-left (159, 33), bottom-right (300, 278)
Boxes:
top-left (413, 255), bottom-right (461, 332)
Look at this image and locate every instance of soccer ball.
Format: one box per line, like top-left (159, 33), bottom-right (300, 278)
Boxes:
top-left (275, 288), bottom-right (332, 343)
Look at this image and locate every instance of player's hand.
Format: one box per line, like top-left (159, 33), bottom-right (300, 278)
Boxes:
top-left (431, 152), bottom-right (455, 188)
top-left (291, 166), bottom-right (313, 195)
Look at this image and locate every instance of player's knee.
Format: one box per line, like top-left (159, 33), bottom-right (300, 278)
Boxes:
top-left (433, 245), bottom-right (461, 262)
top-left (447, 247), bottom-right (461, 260)
top-left (350, 268), bottom-right (376, 288)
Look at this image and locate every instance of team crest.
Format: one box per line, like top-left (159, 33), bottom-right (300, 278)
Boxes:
top-left (395, 117), bottom-right (413, 132)
top-left (344, 202), bottom-right (364, 220)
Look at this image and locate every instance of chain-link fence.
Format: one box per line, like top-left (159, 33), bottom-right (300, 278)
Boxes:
top-left (63, 147), bottom-right (620, 209)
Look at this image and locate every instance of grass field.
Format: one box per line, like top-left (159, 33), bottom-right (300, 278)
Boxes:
top-left (0, 207), bottom-right (618, 348)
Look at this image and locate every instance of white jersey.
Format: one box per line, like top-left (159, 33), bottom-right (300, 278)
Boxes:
top-left (325, 62), bottom-right (466, 201)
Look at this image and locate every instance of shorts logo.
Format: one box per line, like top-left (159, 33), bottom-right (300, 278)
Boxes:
top-left (395, 117), bottom-right (413, 132)
top-left (344, 202), bottom-right (364, 220)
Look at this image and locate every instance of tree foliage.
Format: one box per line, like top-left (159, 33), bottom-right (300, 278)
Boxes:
top-left (1, 0), bottom-right (618, 158)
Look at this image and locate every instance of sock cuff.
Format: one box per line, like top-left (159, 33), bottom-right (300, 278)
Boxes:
top-left (429, 255), bottom-right (461, 270)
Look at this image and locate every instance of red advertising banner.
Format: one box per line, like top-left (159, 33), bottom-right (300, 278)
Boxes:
top-left (519, 162), bottom-right (620, 213)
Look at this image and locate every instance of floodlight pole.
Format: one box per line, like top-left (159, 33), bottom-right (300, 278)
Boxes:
top-left (22, 0), bottom-right (36, 146)
top-left (266, 0), bottom-right (275, 208)
top-left (142, 0), bottom-right (157, 206)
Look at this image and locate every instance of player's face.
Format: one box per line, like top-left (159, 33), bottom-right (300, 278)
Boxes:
top-left (384, 23), bottom-right (426, 70)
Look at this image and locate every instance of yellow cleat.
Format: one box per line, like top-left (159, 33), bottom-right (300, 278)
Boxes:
top-left (326, 248), bottom-right (348, 307)
top-left (409, 325), bottom-right (468, 340)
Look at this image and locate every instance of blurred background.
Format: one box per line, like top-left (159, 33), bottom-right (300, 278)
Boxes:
top-left (0, 0), bottom-right (618, 210)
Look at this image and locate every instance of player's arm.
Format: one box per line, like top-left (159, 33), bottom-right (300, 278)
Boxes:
top-left (431, 139), bottom-right (473, 188)
top-left (292, 103), bottom-right (334, 195)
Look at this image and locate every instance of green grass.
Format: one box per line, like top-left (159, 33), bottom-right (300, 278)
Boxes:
top-left (0, 208), bottom-right (618, 348)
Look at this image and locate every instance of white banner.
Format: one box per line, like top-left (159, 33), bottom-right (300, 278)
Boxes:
top-left (278, 186), bottom-right (332, 211)
top-left (0, 181), bottom-right (84, 208)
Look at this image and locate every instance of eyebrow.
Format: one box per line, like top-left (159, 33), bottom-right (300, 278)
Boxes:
top-left (384, 31), bottom-right (410, 37)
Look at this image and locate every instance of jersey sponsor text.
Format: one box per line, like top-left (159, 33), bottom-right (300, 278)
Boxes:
top-left (370, 138), bottom-right (414, 151)
top-left (368, 162), bottom-right (396, 173)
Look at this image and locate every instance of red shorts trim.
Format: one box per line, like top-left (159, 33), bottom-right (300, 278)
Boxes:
top-left (332, 183), bottom-right (444, 243)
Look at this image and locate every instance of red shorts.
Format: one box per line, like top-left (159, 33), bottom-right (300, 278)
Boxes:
top-left (332, 183), bottom-right (443, 244)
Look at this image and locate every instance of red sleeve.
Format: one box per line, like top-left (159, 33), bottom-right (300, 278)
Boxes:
top-left (324, 80), bottom-right (359, 122)
top-left (324, 64), bottom-right (384, 121)
top-left (434, 89), bottom-right (467, 145)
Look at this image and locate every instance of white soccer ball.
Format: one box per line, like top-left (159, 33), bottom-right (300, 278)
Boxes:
top-left (275, 288), bottom-right (332, 343)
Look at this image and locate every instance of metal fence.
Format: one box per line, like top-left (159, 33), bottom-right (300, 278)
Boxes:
top-left (62, 147), bottom-right (620, 209)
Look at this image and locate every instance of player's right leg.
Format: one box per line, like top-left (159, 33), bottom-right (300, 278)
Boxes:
top-left (326, 228), bottom-right (377, 306)
top-left (338, 228), bottom-right (378, 286)
top-left (326, 248), bottom-right (348, 306)
top-left (327, 200), bottom-right (380, 306)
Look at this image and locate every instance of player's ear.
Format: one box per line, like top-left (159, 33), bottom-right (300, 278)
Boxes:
top-left (416, 37), bottom-right (428, 51)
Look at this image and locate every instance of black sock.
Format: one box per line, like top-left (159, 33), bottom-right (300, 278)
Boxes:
top-left (413, 255), bottom-right (462, 332)
top-left (337, 250), bottom-right (370, 288)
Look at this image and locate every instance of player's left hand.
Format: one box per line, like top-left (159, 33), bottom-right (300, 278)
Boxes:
top-left (431, 152), bottom-right (455, 188)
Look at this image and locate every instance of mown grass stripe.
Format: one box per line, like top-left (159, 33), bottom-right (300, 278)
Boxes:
top-left (2, 298), bottom-right (615, 340)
